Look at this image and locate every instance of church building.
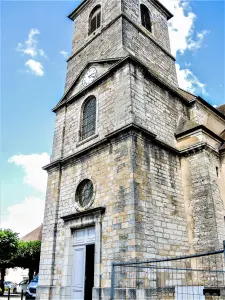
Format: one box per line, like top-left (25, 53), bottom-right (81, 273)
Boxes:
top-left (37, 0), bottom-right (225, 299)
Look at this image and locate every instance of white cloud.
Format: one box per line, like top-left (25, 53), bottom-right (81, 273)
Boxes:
top-left (2, 153), bottom-right (50, 236)
top-left (25, 59), bottom-right (44, 77)
top-left (60, 50), bottom-right (69, 58)
top-left (16, 28), bottom-right (47, 76)
top-left (176, 63), bottom-right (206, 95)
top-left (8, 153), bottom-right (50, 193)
top-left (39, 49), bottom-right (47, 59)
top-left (16, 28), bottom-right (41, 57)
top-left (188, 30), bottom-right (210, 50)
top-left (160, 0), bottom-right (209, 95)
top-left (187, 30), bottom-right (209, 52)
top-left (167, 1), bottom-right (196, 56)
top-left (161, 0), bottom-right (209, 57)
top-left (1, 197), bottom-right (45, 238)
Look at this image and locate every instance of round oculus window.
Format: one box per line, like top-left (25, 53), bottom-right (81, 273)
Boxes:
top-left (76, 179), bottom-right (94, 208)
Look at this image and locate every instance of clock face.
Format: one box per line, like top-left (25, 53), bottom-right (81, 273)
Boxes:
top-left (82, 67), bottom-right (97, 87)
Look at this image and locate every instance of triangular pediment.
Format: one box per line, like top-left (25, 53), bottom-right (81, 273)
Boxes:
top-left (55, 58), bottom-right (121, 110)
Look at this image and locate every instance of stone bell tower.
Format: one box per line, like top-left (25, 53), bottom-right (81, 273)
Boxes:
top-left (37, 0), bottom-right (225, 299)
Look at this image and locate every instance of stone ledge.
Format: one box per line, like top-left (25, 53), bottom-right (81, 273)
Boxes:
top-left (43, 122), bottom-right (224, 172)
top-left (175, 124), bottom-right (225, 143)
top-left (61, 206), bottom-right (106, 222)
top-left (179, 142), bottom-right (219, 156)
top-left (68, 0), bottom-right (173, 21)
top-left (76, 133), bottom-right (99, 147)
top-left (53, 55), bottom-right (191, 113)
top-left (43, 123), bottom-right (179, 171)
top-left (195, 96), bottom-right (225, 122)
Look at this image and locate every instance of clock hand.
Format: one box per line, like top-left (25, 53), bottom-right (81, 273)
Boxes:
top-left (88, 74), bottom-right (96, 79)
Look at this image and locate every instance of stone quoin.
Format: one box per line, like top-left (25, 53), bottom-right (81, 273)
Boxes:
top-left (37, 0), bottom-right (225, 299)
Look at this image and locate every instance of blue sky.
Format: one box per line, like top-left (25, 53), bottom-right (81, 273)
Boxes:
top-left (1, 0), bottom-right (224, 235)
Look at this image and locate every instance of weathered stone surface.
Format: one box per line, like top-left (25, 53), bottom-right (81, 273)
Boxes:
top-left (37, 0), bottom-right (225, 299)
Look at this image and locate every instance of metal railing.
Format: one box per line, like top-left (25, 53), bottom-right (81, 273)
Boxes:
top-left (2, 289), bottom-right (25, 300)
top-left (111, 241), bottom-right (225, 299)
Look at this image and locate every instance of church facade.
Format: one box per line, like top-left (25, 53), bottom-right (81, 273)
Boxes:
top-left (37, 0), bottom-right (225, 299)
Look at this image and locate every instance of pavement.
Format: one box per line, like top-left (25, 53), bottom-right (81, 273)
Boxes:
top-left (0, 294), bottom-right (25, 300)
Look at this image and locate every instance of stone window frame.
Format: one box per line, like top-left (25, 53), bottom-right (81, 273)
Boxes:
top-left (88, 5), bottom-right (102, 36)
top-left (74, 177), bottom-right (96, 212)
top-left (75, 179), bottom-right (94, 208)
top-left (140, 3), bottom-right (153, 34)
top-left (79, 95), bottom-right (98, 143)
top-left (60, 207), bottom-right (105, 300)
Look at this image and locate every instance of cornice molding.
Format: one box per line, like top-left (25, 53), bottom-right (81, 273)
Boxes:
top-left (44, 123), bottom-right (224, 172)
top-left (43, 123), bottom-right (179, 171)
top-left (122, 14), bottom-right (175, 61)
top-left (61, 207), bottom-right (106, 222)
top-left (67, 14), bottom-right (122, 63)
top-left (53, 55), bottom-right (190, 112)
top-left (68, 0), bottom-right (173, 21)
top-left (54, 58), bottom-right (121, 110)
top-left (193, 97), bottom-right (225, 123)
top-left (175, 125), bottom-right (225, 143)
top-left (67, 13), bottom-right (175, 64)
top-left (179, 142), bottom-right (220, 157)
top-left (68, 0), bottom-right (89, 21)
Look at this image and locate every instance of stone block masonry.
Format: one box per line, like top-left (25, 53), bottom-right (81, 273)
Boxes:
top-left (39, 130), bottom-right (192, 299)
top-left (65, 0), bottom-right (178, 91)
top-left (38, 0), bottom-right (225, 299)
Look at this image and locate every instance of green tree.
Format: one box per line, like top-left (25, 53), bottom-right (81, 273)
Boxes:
top-left (0, 229), bottom-right (19, 295)
top-left (14, 240), bottom-right (41, 282)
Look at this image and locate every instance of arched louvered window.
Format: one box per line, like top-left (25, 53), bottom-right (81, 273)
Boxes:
top-left (81, 97), bottom-right (97, 140)
top-left (89, 5), bottom-right (101, 35)
top-left (140, 4), bottom-right (152, 33)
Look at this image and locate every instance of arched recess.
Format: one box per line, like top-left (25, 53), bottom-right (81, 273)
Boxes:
top-left (140, 4), bottom-right (152, 33)
top-left (89, 5), bottom-right (101, 35)
top-left (81, 96), bottom-right (97, 140)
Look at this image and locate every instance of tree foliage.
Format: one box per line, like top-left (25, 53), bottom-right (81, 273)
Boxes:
top-left (0, 229), bottom-right (42, 292)
top-left (14, 240), bottom-right (41, 269)
top-left (0, 229), bottom-right (19, 264)
top-left (0, 229), bottom-right (19, 295)
top-left (14, 240), bottom-right (41, 281)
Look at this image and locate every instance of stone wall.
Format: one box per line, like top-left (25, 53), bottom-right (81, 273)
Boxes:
top-left (43, 56), bottom-right (225, 299)
top-left (207, 151), bottom-right (225, 247)
top-left (122, 20), bottom-right (177, 87)
top-left (66, 18), bottom-right (125, 90)
top-left (219, 153), bottom-right (225, 208)
top-left (51, 108), bottom-right (66, 162)
top-left (177, 131), bottom-right (222, 151)
top-left (38, 168), bottom-right (62, 299)
top-left (52, 63), bottom-right (132, 160)
top-left (65, 61), bottom-right (119, 101)
top-left (40, 130), bottom-right (193, 299)
top-left (38, 1), bottom-right (225, 299)
top-left (181, 149), bottom-right (225, 253)
top-left (131, 134), bottom-right (190, 260)
top-left (40, 134), bottom-right (139, 299)
top-left (53, 61), bottom-right (187, 163)
top-left (71, 0), bottom-right (121, 55)
top-left (190, 102), bottom-right (225, 136)
top-left (122, 0), bottom-right (172, 52)
top-left (66, 0), bottom-right (177, 91)
top-left (130, 64), bottom-right (187, 147)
